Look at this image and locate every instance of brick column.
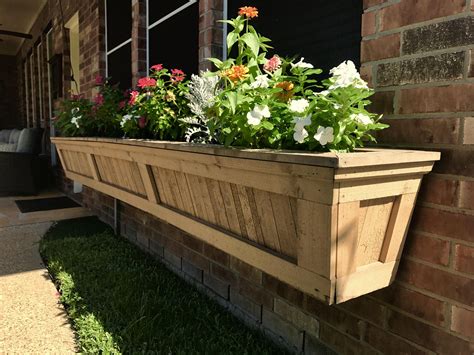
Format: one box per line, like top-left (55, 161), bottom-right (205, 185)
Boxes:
top-left (131, 0), bottom-right (147, 87)
top-left (199, 0), bottom-right (224, 71)
top-left (360, 0), bottom-right (474, 352)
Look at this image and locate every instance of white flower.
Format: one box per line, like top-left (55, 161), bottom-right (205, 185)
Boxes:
top-left (318, 90), bottom-right (330, 96)
top-left (329, 60), bottom-right (369, 90)
top-left (120, 114), bottom-right (133, 127)
top-left (314, 126), bottom-right (334, 146)
top-left (289, 98), bottom-right (309, 113)
top-left (250, 74), bottom-right (270, 89)
top-left (71, 115), bottom-right (81, 128)
top-left (71, 107), bottom-right (80, 115)
top-left (333, 103), bottom-right (342, 110)
top-left (292, 115), bottom-right (312, 130)
top-left (291, 57), bottom-right (314, 69)
top-left (350, 113), bottom-right (372, 125)
top-left (293, 128), bottom-right (309, 143)
top-left (247, 104), bottom-right (271, 126)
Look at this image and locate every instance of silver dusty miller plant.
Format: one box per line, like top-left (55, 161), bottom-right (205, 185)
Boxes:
top-left (181, 73), bottom-right (220, 143)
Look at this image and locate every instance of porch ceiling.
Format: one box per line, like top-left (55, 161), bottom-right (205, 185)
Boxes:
top-left (0, 0), bottom-right (47, 56)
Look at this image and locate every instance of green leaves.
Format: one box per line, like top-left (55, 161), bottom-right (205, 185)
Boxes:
top-left (241, 32), bottom-right (260, 57)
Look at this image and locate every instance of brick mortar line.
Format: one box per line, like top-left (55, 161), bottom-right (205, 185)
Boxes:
top-left (363, 45), bottom-right (474, 66)
top-left (364, 0), bottom-right (401, 14)
top-left (376, 141), bottom-right (474, 151)
top-left (418, 201), bottom-right (474, 216)
top-left (410, 229), bottom-right (474, 248)
top-left (427, 172), bottom-right (474, 183)
top-left (404, 255), bottom-right (474, 281)
top-left (370, 12), bottom-right (473, 39)
top-left (379, 111), bottom-right (474, 119)
top-left (375, 77), bottom-right (474, 91)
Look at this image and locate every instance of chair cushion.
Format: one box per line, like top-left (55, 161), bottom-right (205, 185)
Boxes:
top-left (8, 129), bottom-right (21, 145)
top-left (16, 128), bottom-right (42, 154)
top-left (0, 130), bottom-right (12, 143)
top-left (0, 143), bottom-right (17, 152)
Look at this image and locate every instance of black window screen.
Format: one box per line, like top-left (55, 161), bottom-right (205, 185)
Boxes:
top-left (106, 0), bottom-right (132, 90)
top-left (148, 0), bottom-right (190, 25)
top-left (148, 2), bottom-right (199, 75)
top-left (227, 0), bottom-right (362, 79)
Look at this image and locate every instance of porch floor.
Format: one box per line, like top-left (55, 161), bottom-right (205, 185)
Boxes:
top-left (0, 190), bottom-right (92, 353)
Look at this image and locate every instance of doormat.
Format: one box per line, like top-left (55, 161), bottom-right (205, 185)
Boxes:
top-left (15, 196), bottom-right (81, 213)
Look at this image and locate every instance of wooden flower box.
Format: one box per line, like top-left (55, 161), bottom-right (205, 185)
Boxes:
top-left (52, 137), bottom-right (439, 304)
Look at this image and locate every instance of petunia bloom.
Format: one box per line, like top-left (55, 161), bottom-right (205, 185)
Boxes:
top-left (71, 115), bottom-right (81, 128)
top-left (137, 77), bottom-right (157, 88)
top-left (247, 104), bottom-right (271, 126)
top-left (292, 115), bottom-right (312, 143)
top-left (289, 98), bottom-right (309, 113)
top-left (129, 90), bottom-right (139, 105)
top-left (150, 64), bottom-right (164, 71)
top-left (250, 74), bottom-right (270, 89)
top-left (121, 114), bottom-right (133, 127)
top-left (329, 60), bottom-right (368, 90)
top-left (264, 55), bottom-right (281, 73)
top-left (351, 113), bottom-right (372, 125)
top-left (238, 6), bottom-right (258, 18)
top-left (291, 57), bottom-right (314, 69)
top-left (314, 126), bottom-right (334, 146)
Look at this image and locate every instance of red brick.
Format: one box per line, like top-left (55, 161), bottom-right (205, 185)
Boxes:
top-left (361, 34), bottom-right (400, 62)
top-left (229, 256), bottom-right (262, 284)
top-left (210, 262), bottom-right (238, 285)
top-left (262, 274), bottom-right (305, 308)
top-left (411, 206), bottom-right (474, 242)
top-left (304, 295), bottom-right (362, 339)
top-left (463, 117), bottom-right (474, 144)
top-left (418, 175), bottom-right (459, 207)
top-left (181, 247), bottom-right (210, 272)
top-left (458, 180), bottom-right (474, 210)
top-left (337, 296), bottom-right (386, 327)
top-left (434, 149), bottom-right (474, 178)
top-left (363, 0), bottom-right (387, 10)
top-left (368, 90), bottom-right (395, 115)
top-left (364, 323), bottom-right (427, 355)
top-left (379, 0), bottom-right (466, 31)
top-left (377, 118), bottom-right (461, 145)
top-left (375, 284), bottom-right (446, 326)
top-left (451, 305), bottom-right (474, 339)
top-left (319, 323), bottom-right (376, 355)
top-left (181, 233), bottom-right (204, 253)
top-left (404, 231), bottom-right (451, 266)
top-left (398, 259), bottom-right (474, 306)
top-left (238, 278), bottom-right (274, 309)
top-left (469, 49), bottom-right (474, 77)
top-left (454, 244), bottom-right (474, 274)
top-left (388, 311), bottom-right (473, 354)
top-left (362, 11), bottom-right (376, 37)
top-left (203, 243), bottom-right (229, 266)
top-left (360, 65), bottom-right (373, 87)
top-left (399, 84), bottom-right (474, 114)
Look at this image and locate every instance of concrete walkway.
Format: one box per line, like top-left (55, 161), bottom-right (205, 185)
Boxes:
top-left (0, 191), bottom-right (93, 354)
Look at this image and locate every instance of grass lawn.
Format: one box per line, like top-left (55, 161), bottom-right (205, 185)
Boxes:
top-left (40, 217), bottom-right (287, 354)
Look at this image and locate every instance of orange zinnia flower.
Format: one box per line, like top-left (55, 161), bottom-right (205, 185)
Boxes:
top-left (238, 6), bottom-right (258, 19)
top-left (222, 65), bottom-right (249, 82)
top-left (275, 81), bottom-right (295, 101)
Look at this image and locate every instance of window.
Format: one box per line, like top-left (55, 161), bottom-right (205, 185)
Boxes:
top-left (226, 0), bottom-right (363, 79)
top-left (65, 13), bottom-right (80, 95)
top-left (105, 0), bottom-right (132, 90)
top-left (147, 0), bottom-right (199, 75)
top-left (36, 42), bottom-right (44, 125)
top-left (29, 52), bottom-right (36, 127)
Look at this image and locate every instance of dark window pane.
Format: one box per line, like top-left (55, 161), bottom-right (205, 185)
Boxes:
top-left (148, 0), bottom-right (190, 25)
top-left (227, 0), bottom-right (362, 79)
top-left (148, 3), bottom-right (199, 76)
top-left (106, 0), bottom-right (132, 50)
top-left (107, 42), bottom-right (132, 91)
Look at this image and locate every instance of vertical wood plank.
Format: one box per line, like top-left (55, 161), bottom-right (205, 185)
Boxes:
top-left (253, 189), bottom-right (281, 252)
top-left (138, 163), bottom-right (159, 203)
top-left (245, 187), bottom-right (266, 245)
top-left (271, 194), bottom-right (298, 259)
top-left (379, 193), bottom-right (418, 262)
top-left (230, 183), bottom-right (249, 239)
top-left (236, 185), bottom-right (259, 243)
top-left (174, 171), bottom-right (196, 215)
top-left (87, 154), bottom-right (100, 181)
top-left (219, 181), bottom-right (242, 236)
top-left (152, 167), bottom-right (171, 206)
top-left (196, 175), bottom-right (217, 225)
top-left (206, 179), bottom-right (230, 230)
top-left (336, 201), bottom-right (360, 278)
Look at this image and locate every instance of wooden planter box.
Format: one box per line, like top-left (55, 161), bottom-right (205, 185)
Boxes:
top-left (52, 137), bottom-right (439, 304)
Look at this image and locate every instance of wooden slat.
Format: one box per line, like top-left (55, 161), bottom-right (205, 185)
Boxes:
top-left (206, 178), bottom-right (230, 230)
top-left (87, 154), bottom-right (100, 181)
top-left (196, 175), bottom-right (217, 225)
top-left (253, 189), bottom-right (281, 253)
top-left (379, 193), bottom-right (418, 262)
top-left (270, 194), bottom-right (298, 259)
top-left (138, 164), bottom-right (159, 203)
top-left (336, 201), bottom-right (359, 278)
top-left (174, 171), bottom-right (196, 215)
top-left (61, 169), bottom-right (334, 304)
top-left (161, 168), bottom-right (185, 211)
top-left (296, 200), bottom-right (335, 278)
top-left (235, 185), bottom-right (260, 244)
top-left (356, 197), bottom-right (395, 267)
top-left (230, 184), bottom-right (249, 239)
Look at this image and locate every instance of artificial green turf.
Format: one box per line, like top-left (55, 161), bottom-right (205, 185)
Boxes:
top-left (40, 217), bottom-right (287, 354)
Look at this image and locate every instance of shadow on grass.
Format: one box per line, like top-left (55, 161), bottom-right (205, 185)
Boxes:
top-left (40, 216), bottom-right (288, 354)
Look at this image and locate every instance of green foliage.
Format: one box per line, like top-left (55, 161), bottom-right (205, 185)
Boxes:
top-left (40, 217), bottom-right (287, 354)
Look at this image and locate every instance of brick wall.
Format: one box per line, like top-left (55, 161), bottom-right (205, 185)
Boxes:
top-left (0, 55), bottom-right (20, 129)
top-left (56, 0), bottom-right (473, 353)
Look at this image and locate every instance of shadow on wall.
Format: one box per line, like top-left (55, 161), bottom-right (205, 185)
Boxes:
top-left (0, 54), bottom-right (21, 129)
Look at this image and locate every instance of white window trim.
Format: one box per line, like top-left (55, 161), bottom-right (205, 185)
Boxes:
top-left (145, 0), bottom-right (197, 71)
top-left (24, 62), bottom-right (29, 128)
top-left (104, 0), bottom-right (132, 77)
top-left (46, 28), bottom-right (57, 166)
top-left (29, 52), bottom-right (36, 126)
top-left (37, 42), bottom-right (44, 123)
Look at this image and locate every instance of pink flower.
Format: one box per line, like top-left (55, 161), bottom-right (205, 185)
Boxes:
top-left (264, 55), bottom-right (281, 73)
top-left (137, 77), bottom-right (157, 88)
top-left (150, 64), bottom-right (164, 71)
top-left (95, 75), bottom-right (103, 85)
top-left (129, 90), bottom-right (139, 105)
top-left (138, 116), bottom-right (147, 129)
top-left (171, 69), bottom-right (185, 83)
top-left (94, 93), bottom-right (104, 106)
top-left (118, 100), bottom-right (126, 109)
